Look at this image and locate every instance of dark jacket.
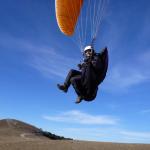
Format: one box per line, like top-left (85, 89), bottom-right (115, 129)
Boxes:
top-left (80, 47), bottom-right (108, 101)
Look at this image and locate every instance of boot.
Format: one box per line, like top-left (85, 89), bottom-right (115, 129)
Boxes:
top-left (57, 84), bottom-right (68, 93)
top-left (75, 96), bottom-right (83, 104)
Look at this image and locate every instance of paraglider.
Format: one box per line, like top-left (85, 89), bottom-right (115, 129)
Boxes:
top-left (57, 46), bottom-right (108, 103)
top-left (55, 0), bottom-right (109, 103)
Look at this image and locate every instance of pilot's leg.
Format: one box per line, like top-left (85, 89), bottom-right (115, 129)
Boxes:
top-left (70, 76), bottom-right (83, 104)
top-left (57, 69), bottom-right (81, 93)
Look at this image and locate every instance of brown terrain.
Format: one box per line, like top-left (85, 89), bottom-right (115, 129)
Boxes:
top-left (0, 119), bottom-right (150, 150)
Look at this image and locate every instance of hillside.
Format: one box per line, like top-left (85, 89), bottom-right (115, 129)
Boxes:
top-left (0, 119), bottom-right (71, 140)
top-left (0, 118), bottom-right (150, 150)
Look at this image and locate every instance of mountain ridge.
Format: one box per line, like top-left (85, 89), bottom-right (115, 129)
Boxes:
top-left (0, 118), bottom-right (72, 140)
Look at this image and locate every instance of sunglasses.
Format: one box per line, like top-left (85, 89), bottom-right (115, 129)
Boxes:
top-left (85, 49), bottom-right (92, 53)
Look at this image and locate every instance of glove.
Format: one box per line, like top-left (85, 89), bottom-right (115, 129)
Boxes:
top-left (77, 64), bottom-right (82, 70)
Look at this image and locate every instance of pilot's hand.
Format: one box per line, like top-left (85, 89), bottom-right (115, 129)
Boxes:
top-left (77, 64), bottom-right (82, 70)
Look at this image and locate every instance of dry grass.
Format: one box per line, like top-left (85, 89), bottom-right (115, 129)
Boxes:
top-left (0, 119), bottom-right (150, 150)
top-left (0, 138), bottom-right (150, 150)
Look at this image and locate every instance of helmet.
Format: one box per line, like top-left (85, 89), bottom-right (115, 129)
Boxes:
top-left (84, 45), bottom-right (93, 53)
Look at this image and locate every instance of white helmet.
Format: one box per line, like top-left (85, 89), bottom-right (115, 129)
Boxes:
top-left (84, 45), bottom-right (93, 52)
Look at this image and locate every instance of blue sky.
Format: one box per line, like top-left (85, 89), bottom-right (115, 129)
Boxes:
top-left (0, 0), bottom-right (150, 143)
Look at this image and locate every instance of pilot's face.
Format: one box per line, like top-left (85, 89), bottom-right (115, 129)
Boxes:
top-left (85, 49), bottom-right (93, 57)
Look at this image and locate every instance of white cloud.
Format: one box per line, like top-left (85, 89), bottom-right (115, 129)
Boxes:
top-left (140, 109), bottom-right (150, 114)
top-left (1, 30), bottom-right (150, 93)
top-left (0, 33), bottom-right (32, 51)
top-left (100, 5), bottom-right (150, 93)
top-left (0, 33), bottom-right (79, 79)
top-left (139, 50), bottom-right (150, 66)
top-left (120, 131), bottom-right (150, 139)
top-left (108, 65), bottom-right (148, 87)
top-left (51, 127), bottom-right (121, 142)
top-left (46, 126), bottom-right (150, 143)
top-left (29, 47), bottom-right (78, 79)
top-left (103, 54), bottom-right (150, 92)
top-left (43, 110), bottom-right (118, 125)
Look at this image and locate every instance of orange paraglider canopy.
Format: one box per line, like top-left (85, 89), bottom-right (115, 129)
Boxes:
top-left (55, 0), bottom-right (83, 36)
